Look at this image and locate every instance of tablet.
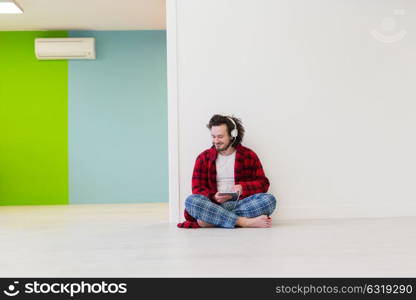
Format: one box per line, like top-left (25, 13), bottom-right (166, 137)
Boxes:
top-left (218, 191), bottom-right (240, 201)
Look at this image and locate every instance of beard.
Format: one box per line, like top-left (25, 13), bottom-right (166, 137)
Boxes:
top-left (214, 140), bottom-right (232, 152)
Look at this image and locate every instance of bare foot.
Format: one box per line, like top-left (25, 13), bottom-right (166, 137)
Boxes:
top-left (197, 219), bottom-right (215, 228)
top-left (236, 215), bottom-right (272, 228)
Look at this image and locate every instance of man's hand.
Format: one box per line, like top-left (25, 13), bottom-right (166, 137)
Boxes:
top-left (232, 184), bottom-right (243, 195)
top-left (214, 192), bottom-right (232, 204)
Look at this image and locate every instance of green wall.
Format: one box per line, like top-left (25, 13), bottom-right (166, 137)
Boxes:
top-left (0, 31), bottom-right (68, 205)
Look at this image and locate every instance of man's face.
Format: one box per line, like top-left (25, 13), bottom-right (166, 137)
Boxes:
top-left (211, 124), bottom-right (232, 152)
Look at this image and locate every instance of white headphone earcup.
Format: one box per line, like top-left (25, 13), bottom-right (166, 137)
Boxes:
top-left (226, 116), bottom-right (238, 138)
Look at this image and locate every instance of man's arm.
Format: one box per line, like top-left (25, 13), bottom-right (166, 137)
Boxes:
top-left (191, 154), bottom-right (215, 200)
top-left (238, 152), bottom-right (270, 199)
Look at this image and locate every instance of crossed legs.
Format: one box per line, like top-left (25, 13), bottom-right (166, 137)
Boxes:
top-left (184, 193), bottom-right (277, 228)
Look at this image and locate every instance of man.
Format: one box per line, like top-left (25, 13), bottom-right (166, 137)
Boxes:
top-left (177, 114), bottom-right (277, 229)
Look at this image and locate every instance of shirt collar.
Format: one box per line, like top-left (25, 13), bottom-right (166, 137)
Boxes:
top-left (208, 144), bottom-right (242, 161)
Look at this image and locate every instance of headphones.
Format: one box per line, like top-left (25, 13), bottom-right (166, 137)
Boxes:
top-left (226, 116), bottom-right (238, 139)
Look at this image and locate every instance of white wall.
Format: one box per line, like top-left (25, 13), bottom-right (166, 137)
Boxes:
top-left (168, 0), bottom-right (416, 221)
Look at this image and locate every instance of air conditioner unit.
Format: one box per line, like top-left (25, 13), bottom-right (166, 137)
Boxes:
top-left (35, 38), bottom-right (96, 60)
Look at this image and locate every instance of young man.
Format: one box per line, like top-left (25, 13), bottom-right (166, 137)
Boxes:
top-left (177, 114), bottom-right (277, 229)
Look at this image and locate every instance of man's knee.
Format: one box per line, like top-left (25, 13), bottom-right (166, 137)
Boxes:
top-left (261, 193), bottom-right (277, 213)
top-left (185, 194), bottom-right (206, 210)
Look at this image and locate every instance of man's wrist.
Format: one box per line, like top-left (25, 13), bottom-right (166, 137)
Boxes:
top-left (238, 183), bottom-right (245, 194)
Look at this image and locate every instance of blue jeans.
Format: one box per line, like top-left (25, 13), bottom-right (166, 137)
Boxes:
top-left (185, 193), bottom-right (277, 228)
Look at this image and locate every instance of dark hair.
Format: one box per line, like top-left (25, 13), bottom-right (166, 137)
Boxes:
top-left (207, 114), bottom-right (245, 146)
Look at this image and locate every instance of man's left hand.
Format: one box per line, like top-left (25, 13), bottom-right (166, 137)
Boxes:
top-left (232, 184), bottom-right (243, 195)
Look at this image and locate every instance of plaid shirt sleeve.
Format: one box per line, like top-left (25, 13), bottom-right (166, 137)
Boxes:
top-left (191, 153), bottom-right (215, 200)
top-left (238, 151), bottom-right (270, 199)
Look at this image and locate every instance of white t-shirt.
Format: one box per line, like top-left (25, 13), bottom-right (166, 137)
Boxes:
top-left (216, 151), bottom-right (236, 192)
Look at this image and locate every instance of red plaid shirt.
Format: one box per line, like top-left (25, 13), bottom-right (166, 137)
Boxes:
top-left (184, 144), bottom-right (270, 221)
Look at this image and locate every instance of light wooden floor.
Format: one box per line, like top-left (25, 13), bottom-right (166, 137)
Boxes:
top-left (1, 203), bottom-right (415, 277)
